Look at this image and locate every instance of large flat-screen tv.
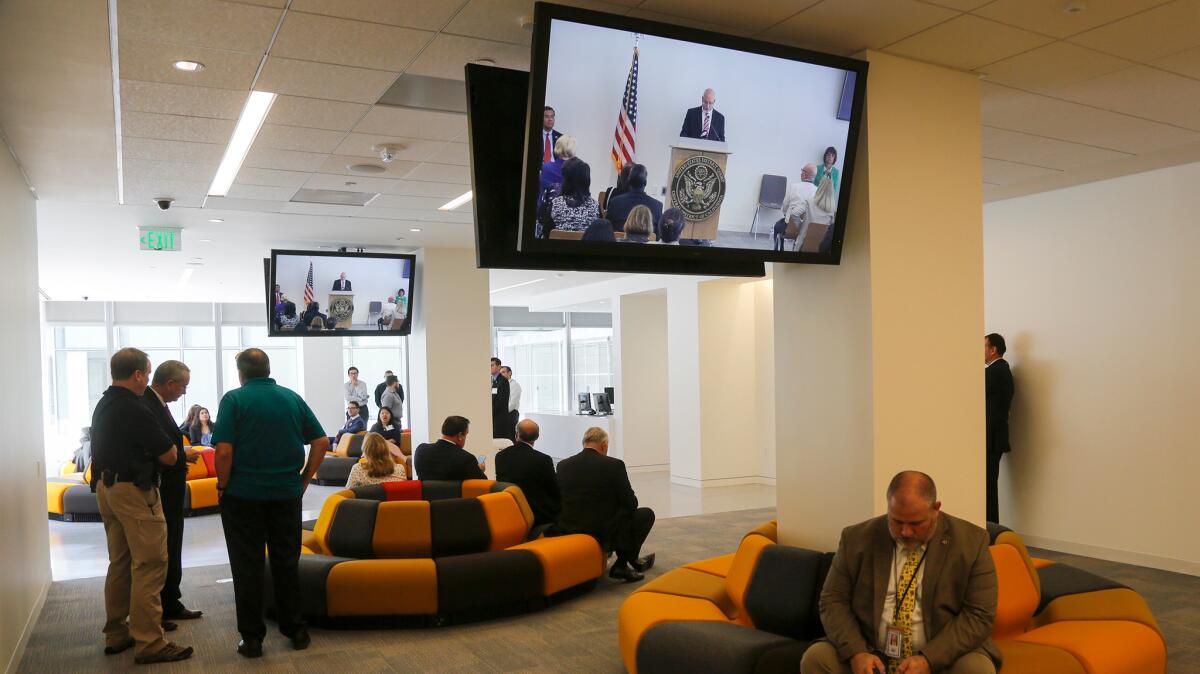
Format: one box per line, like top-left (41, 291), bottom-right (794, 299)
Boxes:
top-left (519, 2), bottom-right (867, 265)
top-left (268, 249), bottom-right (415, 337)
top-left (466, 63), bottom-right (763, 278)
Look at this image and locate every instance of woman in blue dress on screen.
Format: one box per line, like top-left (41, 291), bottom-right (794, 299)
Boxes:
top-left (543, 157), bottom-right (599, 234)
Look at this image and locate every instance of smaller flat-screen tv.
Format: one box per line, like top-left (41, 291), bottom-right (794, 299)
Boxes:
top-left (268, 249), bottom-right (415, 337)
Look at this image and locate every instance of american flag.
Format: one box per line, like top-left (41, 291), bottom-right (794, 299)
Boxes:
top-left (303, 261), bottom-right (314, 306)
top-left (610, 42), bottom-right (639, 171)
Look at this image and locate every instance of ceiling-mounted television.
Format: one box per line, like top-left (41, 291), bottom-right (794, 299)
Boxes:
top-left (519, 2), bottom-right (867, 264)
top-left (268, 249), bottom-right (414, 337)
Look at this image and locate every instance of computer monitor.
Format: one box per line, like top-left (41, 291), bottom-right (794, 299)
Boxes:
top-left (578, 392), bottom-right (594, 415)
top-left (604, 386), bottom-right (615, 405)
top-left (594, 392), bottom-right (612, 415)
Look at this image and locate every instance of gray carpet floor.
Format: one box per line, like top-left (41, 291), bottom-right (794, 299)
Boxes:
top-left (20, 510), bottom-right (1199, 673)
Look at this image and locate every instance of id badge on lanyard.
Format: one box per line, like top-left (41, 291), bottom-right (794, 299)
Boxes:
top-left (884, 625), bottom-right (904, 658)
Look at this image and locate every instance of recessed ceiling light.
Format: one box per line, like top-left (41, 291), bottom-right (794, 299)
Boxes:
top-left (208, 218), bottom-right (224, 222)
top-left (348, 163), bottom-right (387, 175)
top-left (1063, 1), bottom-right (1086, 13)
top-left (439, 190), bottom-right (473, 211)
top-left (173, 60), bottom-right (205, 72)
top-left (395, 237), bottom-right (405, 240)
top-left (474, 58), bottom-right (497, 66)
top-left (409, 228), bottom-right (422, 232)
top-left (490, 278), bottom-right (545, 294)
top-left (199, 239), bottom-right (212, 242)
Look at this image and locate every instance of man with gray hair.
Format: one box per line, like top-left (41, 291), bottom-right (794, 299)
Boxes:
top-left (554, 427), bottom-right (656, 582)
top-left (802, 471), bottom-right (1000, 674)
top-left (496, 419), bottom-right (559, 527)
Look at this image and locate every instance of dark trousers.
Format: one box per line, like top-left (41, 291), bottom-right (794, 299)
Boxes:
top-left (159, 470), bottom-right (187, 614)
top-left (219, 494), bottom-right (303, 640)
top-left (986, 451), bottom-right (1003, 524)
top-left (610, 507), bottom-right (656, 566)
top-left (508, 409), bottom-right (519, 440)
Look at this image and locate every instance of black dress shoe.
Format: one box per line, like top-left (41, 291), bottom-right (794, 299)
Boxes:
top-left (237, 638), bottom-right (263, 658)
top-left (160, 621), bottom-right (178, 632)
top-left (163, 607), bottom-right (203, 620)
top-left (631, 553), bottom-right (656, 573)
top-left (608, 564), bottom-right (645, 583)
top-left (288, 625), bottom-right (311, 651)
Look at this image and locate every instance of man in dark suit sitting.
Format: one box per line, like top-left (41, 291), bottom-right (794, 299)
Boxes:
top-left (413, 415), bottom-right (485, 481)
top-left (679, 88), bottom-right (725, 142)
top-left (331, 272), bottom-right (351, 291)
top-left (555, 427), bottom-right (655, 582)
top-left (496, 419), bottom-right (560, 527)
top-left (604, 163), bottom-right (663, 233)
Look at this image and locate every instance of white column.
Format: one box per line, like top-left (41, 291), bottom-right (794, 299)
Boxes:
top-left (611, 290), bottom-right (669, 471)
top-left (299, 337), bottom-right (346, 438)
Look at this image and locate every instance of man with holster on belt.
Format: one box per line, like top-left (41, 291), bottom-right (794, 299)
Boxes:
top-left (90, 347), bottom-right (194, 664)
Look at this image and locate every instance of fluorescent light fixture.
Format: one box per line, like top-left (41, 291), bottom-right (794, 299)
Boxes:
top-left (490, 278), bottom-right (544, 294)
top-left (207, 218), bottom-right (223, 223)
top-left (409, 228), bottom-right (422, 232)
top-left (207, 90), bottom-right (276, 196)
top-left (173, 60), bottom-right (204, 72)
top-left (178, 268), bottom-right (194, 286)
top-left (438, 190), bottom-right (473, 211)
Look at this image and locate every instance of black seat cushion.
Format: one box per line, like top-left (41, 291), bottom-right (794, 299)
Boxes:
top-left (351, 484), bottom-right (386, 501)
top-left (637, 621), bottom-right (801, 674)
top-left (434, 550), bottom-right (542, 614)
top-left (315, 456), bottom-right (357, 485)
top-left (743, 545), bottom-right (831, 640)
top-left (266, 554), bottom-right (353, 617)
top-left (421, 480), bottom-right (462, 501)
top-left (325, 499), bottom-right (379, 559)
top-left (429, 497), bottom-right (490, 557)
top-left (1036, 563), bottom-right (1125, 613)
top-left (346, 434), bottom-right (366, 458)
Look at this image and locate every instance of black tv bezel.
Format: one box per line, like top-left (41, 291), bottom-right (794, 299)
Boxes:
top-left (267, 249), bottom-right (416, 338)
top-left (466, 63), bottom-right (764, 278)
top-left (518, 2), bottom-right (869, 265)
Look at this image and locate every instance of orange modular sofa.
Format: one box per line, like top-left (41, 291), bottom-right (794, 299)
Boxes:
top-left (47, 448), bottom-right (220, 522)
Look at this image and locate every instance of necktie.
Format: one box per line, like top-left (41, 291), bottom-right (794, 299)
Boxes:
top-left (888, 548), bottom-right (922, 674)
top-left (544, 132), bottom-right (552, 163)
top-left (702, 112), bottom-right (710, 138)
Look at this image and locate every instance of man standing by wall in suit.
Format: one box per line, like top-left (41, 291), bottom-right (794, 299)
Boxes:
top-left (540, 106), bottom-right (563, 164)
top-left (801, 471), bottom-right (1000, 674)
top-left (332, 272), bottom-right (352, 291)
top-left (496, 419), bottom-right (559, 527)
top-left (984, 334), bottom-right (1014, 524)
top-left (490, 357), bottom-right (510, 439)
top-left (679, 88), bottom-right (725, 142)
top-left (142, 360), bottom-right (204, 625)
top-left (555, 427), bottom-right (655, 582)
top-left (501, 366), bottom-right (520, 441)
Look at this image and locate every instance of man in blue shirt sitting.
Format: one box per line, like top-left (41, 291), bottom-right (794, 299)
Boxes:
top-left (335, 401), bottom-right (366, 445)
top-left (604, 163), bottom-right (663, 233)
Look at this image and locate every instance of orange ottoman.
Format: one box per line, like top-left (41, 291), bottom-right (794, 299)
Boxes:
top-left (326, 559), bottom-right (438, 616)
top-left (1015, 620), bottom-right (1166, 674)
top-left (511, 535), bottom-right (605, 596)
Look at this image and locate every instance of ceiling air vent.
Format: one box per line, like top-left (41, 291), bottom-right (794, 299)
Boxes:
top-left (290, 189), bottom-right (380, 207)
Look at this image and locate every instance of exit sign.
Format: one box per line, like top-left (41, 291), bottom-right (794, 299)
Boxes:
top-left (139, 227), bottom-right (182, 252)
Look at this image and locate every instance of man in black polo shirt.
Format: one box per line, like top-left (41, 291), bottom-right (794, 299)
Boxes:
top-left (91, 348), bottom-right (194, 664)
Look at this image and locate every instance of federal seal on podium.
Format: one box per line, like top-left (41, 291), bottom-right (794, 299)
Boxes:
top-left (670, 155), bottom-right (726, 221)
top-left (329, 296), bottom-right (354, 324)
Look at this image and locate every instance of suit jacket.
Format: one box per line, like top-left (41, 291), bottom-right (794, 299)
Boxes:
top-left (414, 438), bottom-right (484, 481)
top-left (491, 374), bottom-right (511, 438)
top-left (604, 188), bottom-right (663, 232)
top-left (819, 513), bottom-right (1001, 671)
top-left (555, 448), bottom-right (637, 540)
top-left (332, 279), bottom-right (352, 291)
top-left (985, 359), bottom-right (1014, 456)
top-left (141, 388), bottom-right (186, 475)
top-left (496, 441), bottom-right (561, 526)
top-left (679, 106), bottom-right (726, 141)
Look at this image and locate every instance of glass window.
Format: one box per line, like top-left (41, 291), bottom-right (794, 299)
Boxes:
top-left (223, 335), bottom-right (298, 394)
top-left (181, 349), bottom-right (219, 418)
top-left (118, 326), bottom-right (181, 348)
top-left (570, 326), bottom-right (613, 405)
top-left (55, 325), bottom-right (108, 349)
top-left (343, 336), bottom-right (408, 425)
top-left (496, 329), bottom-right (565, 414)
top-left (45, 329), bottom-right (109, 470)
top-left (183, 326), bottom-right (215, 348)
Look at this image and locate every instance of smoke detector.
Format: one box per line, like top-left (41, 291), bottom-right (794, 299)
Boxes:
top-left (374, 143), bottom-right (403, 163)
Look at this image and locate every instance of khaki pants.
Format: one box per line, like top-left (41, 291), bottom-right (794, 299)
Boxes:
top-left (97, 482), bottom-right (168, 656)
top-left (800, 641), bottom-right (996, 674)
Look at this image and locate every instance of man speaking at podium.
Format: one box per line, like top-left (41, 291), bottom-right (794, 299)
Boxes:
top-left (679, 88), bottom-right (725, 142)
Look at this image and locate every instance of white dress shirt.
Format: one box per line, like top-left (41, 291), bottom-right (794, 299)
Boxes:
top-left (508, 379), bottom-right (522, 413)
top-left (344, 380), bottom-right (369, 406)
top-left (781, 180), bottom-right (817, 225)
top-left (878, 542), bottom-right (928, 655)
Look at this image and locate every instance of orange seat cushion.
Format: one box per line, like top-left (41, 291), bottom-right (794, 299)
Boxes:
top-left (638, 567), bottom-right (737, 618)
top-left (461, 479), bottom-right (494, 499)
top-left (502, 485), bottom-right (535, 531)
top-left (1034, 588), bottom-right (1162, 638)
top-left (310, 492), bottom-right (350, 555)
top-left (186, 478), bottom-right (219, 510)
top-left (185, 457), bottom-right (209, 481)
top-left (372, 500), bottom-right (431, 559)
top-left (724, 534), bottom-right (772, 626)
top-left (1031, 557), bottom-right (1054, 569)
top-left (618, 592), bottom-right (731, 674)
top-left (478, 492), bottom-right (528, 550)
top-left (1015, 620), bottom-right (1166, 674)
top-left (46, 482), bottom-right (73, 514)
top-left (744, 520), bottom-right (778, 543)
top-left (990, 544), bottom-right (1039, 640)
top-left (510, 534), bottom-right (605, 595)
top-left (684, 553), bottom-right (735, 579)
top-left (326, 559), bottom-right (438, 616)
top-left (996, 639), bottom-right (1085, 674)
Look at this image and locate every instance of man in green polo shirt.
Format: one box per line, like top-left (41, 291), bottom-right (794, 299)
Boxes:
top-left (213, 348), bottom-right (329, 659)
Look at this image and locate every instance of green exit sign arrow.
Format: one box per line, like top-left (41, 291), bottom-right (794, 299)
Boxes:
top-left (138, 227), bottom-right (182, 252)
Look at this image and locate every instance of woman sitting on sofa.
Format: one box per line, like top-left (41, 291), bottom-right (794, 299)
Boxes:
top-left (187, 407), bottom-right (214, 447)
top-left (346, 432), bottom-right (407, 488)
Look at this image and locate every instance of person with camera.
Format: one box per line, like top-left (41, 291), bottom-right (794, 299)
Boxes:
top-left (90, 348), bottom-right (194, 664)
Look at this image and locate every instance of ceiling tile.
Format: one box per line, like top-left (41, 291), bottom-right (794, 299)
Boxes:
top-left (982, 182), bottom-right (1003, 200)
top-left (981, 126), bottom-right (1134, 170)
top-left (922, 0), bottom-right (991, 10)
top-left (762, 0), bottom-right (959, 56)
top-left (977, 42), bottom-right (1134, 93)
top-left (369, 208), bottom-right (473, 224)
top-left (124, 158), bottom-right (215, 182)
top-left (427, 141), bottom-right (470, 166)
top-left (271, 12), bottom-right (434, 71)
top-left (317, 154), bottom-right (420, 178)
top-left (1052, 65), bottom-right (1200, 130)
top-left (244, 146), bottom-right (329, 172)
top-left (982, 157), bottom-right (1062, 184)
top-left (634, 0), bottom-right (819, 34)
top-left (303, 173), bottom-right (405, 193)
top-left (332, 133), bottom-right (445, 160)
top-left (256, 57), bottom-right (398, 104)
top-left (623, 9), bottom-right (755, 36)
top-left (125, 178), bottom-right (209, 207)
top-left (1068, 0), bottom-right (1200, 62)
top-left (120, 79), bottom-right (247, 119)
top-left (367, 194), bottom-right (453, 210)
top-left (444, 0), bottom-right (636, 46)
top-left (226, 167), bottom-right (311, 188)
top-left (201, 195), bottom-right (287, 212)
top-left (118, 0), bottom-right (281, 54)
top-left (885, 15), bottom-right (1053, 71)
top-left (118, 38), bottom-right (259, 90)
top-left (255, 123), bottom-right (347, 153)
top-left (404, 34), bottom-right (530, 81)
top-left (972, 0), bottom-right (1173, 39)
top-left (379, 180), bottom-right (471, 198)
top-left (267, 96), bottom-right (370, 131)
top-left (123, 137), bottom-right (225, 165)
top-left (227, 0), bottom-right (286, 7)
top-left (403, 162), bottom-right (471, 183)
top-left (980, 82), bottom-right (1200, 153)
top-left (123, 110), bottom-right (235, 144)
top-left (226, 183), bottom-right (300, 201)
top-left (1152, 45), bottom-right (1200, 79)
top-left (353, 106), bottom-right (467, 140)
top-left (280, 201), bottom-right (374, 217)
top-left (288, 0), bottom-right (466, 31)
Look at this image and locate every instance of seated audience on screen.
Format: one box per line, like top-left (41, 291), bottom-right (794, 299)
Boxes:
top-left (539, 134), bottom-right (577, 198)
top-left (346, 432), bottom-right (407, 488)
top-left (370, 407), bottom-right (404, 449)
top-left (604, 163), bottom-right (662, 232)
top-left (279, 300), bottom-right (300, 330)
top-left (621, 205), bottom-right (654, 243)
top-left (582, 218), bottom-right (617, 242)
top-left (302, 301), bottom-right (326, 326)
top-left (816, 145), bottom-right (840, 193)
top-left (658, 208), bottom-right (685, 245)
top-left (602, 163), bottom-right (634, 215)
top-left (378, 296), bottom-right (396, 328)
top-left (187, 407), bottom-right (214, 446)
top-left (413, 415), bottom-right (486, 481)
top-left (180, 404), bottom-right (201, 434)
top-left (395, 289), bottom-right (408, 319)
top-left (775, 163), bottom-right (818, 252)
top-left (542, 157), bottom-right (599, 234)
top-left (496, 420), bottom-right (560, 527)
top-left (336, 402), bottom-right (366, 443)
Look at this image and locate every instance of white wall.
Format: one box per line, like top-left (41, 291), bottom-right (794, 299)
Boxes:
top-left (0, 144), bottom-right (50, 673)
top-left (612, 291), bottom-right (669, 470)
top-left (985, 161), bottom-right (1200, 574)
top-left (298, 337), bottom-right (348, 437)
top-left (546, 20), bottom-right (850, 232)
top-left (274, 254), bottom-right (411, 326)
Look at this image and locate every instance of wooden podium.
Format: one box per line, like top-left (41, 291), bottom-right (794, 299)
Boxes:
top-left (327, 292), bottom-right (354, 329)
top-left (667, 139), bottom-right (731, 241)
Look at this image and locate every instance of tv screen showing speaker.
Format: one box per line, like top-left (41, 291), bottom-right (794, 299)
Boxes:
top-left (519, 3), bottom-right (867, 264)
top-left (268, 250), bottom-right (415, 337)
